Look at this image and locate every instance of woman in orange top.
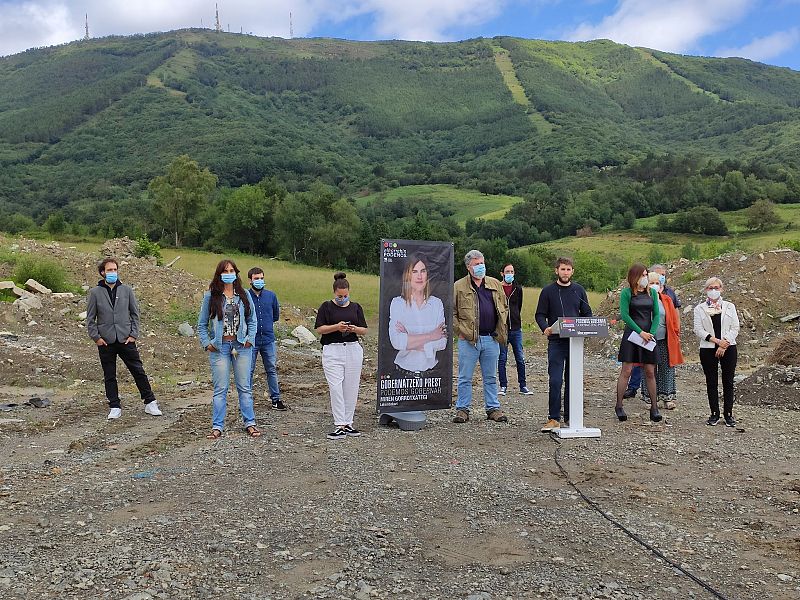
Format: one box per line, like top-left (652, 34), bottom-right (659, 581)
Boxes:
top-left (641, 271), bottom-right (684, 409)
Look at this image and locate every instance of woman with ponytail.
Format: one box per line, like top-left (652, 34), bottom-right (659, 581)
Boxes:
top-left (198, 259), bottom-right (259, 439)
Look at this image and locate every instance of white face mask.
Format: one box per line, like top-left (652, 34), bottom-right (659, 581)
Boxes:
top-left (638, 276), bottom-right (648, 289)
top-left (649, 284), bottom-right (660, 291)
top-left (707, 289), bottom-right (721, 301)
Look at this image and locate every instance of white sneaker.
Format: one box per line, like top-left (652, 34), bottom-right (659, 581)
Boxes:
top-left (144, 401), bottom-right (163, 416)
top-left (498, 386), bottom-right (507, 396)
top-left (107, 408), bottom-right (122, 420)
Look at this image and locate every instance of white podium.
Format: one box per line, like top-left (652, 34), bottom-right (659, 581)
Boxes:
top-left (552, 317), bottom-right (608, 439)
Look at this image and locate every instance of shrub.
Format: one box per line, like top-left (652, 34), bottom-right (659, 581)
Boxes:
top-left (680, 242), bottom-right (700, 260)
top-left (12, 255), bottom-right (70, 292)
top-left (779, 238), bottom-right (800, 252)
top-left (134, 235), bottom-right (163, 265)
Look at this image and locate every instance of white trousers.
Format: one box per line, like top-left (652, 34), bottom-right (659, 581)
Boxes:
top-left (322, 342), bottom-right (363, 426)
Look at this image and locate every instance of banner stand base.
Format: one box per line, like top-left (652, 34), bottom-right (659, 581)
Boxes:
top-left (379, 411), bottom-right (427, 431)
top-left (557, 426), bottom-right (601, 439)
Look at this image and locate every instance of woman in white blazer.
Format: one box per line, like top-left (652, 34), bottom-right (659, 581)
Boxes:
top-left (693, 277), bottom-right (740, 427)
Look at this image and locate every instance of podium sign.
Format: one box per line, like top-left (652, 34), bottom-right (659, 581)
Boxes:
top-left (556, 317), bottom-right (609, 439)
top-left (557, 317), bottom-right (609, 338)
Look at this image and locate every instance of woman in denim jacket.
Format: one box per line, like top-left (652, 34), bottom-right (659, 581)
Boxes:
top-left (198, 259), bottom-right (259, 439)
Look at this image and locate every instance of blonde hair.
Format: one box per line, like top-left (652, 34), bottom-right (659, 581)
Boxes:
top-left (704, 277), bottom-right (723, 290)
top-left (648, 272), bottom-right (661, 284)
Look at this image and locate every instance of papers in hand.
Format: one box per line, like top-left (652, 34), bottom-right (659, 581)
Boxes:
top-left (628, 330), bottom-right (656, 351)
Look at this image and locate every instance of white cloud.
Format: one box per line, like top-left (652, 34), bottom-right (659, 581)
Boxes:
top-left (567, 0), bottom-right (755, 53)
top-left (0, 0), bottom-right (508, 57)
top-left (716, 27), bottom-right (800, 62)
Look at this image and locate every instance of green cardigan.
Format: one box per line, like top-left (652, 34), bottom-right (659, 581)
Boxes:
top-left (620, 287), bottom-right (660, 335)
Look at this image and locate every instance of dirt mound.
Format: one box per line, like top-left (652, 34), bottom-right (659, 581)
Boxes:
top-left (737, 364), bottom-right (800, 410)
top-left (596, 248), bottom-right (800, 367)
top-left (769, 335), bottom-right (800, 366)
top-left (101, 236), bottom-right (138, 259)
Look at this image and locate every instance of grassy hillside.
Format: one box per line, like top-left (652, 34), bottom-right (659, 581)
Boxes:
top-left (355, 185), bottom-right (523, 224)
top-left (2, 30), bottom-right (800, 221)
top-left (532, 203), bottom-right (800, 264)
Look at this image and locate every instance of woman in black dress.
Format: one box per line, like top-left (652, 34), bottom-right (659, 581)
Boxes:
top-left (615, 263), bottom-right (662, 422)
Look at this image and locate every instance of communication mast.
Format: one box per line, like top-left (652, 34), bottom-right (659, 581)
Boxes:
top-left (289, 12), bottom-right (293, 39)
top-left (84, 14), bottom-right (89, 40)
top-left (215, 3), bottom-right (221, 32)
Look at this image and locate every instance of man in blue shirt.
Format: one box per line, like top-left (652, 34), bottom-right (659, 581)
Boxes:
top-left (248, 267), bottom-right (285, 410)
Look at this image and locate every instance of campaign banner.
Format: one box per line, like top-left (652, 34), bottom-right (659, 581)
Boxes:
top-left (377, 240), bottom-right (454, 413)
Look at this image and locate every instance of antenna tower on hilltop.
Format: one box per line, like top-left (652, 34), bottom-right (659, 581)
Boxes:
top-left (84, 14), bottom-right (89, 40)
top-left (215, 3), bottom-right (221, 32)
top-left (289, 12), bottom-right (293, 38)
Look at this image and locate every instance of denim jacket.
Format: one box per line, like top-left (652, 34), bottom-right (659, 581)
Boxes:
top-left (197, 291), bottom-right (257, 349)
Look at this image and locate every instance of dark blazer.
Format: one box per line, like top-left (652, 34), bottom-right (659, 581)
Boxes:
top-left (86, 282), bottom-right (140, 344)
top-left (504, 282), bottom-right (523, 331)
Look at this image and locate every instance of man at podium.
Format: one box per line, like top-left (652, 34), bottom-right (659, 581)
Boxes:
top-left (535, 257), bottom-right (593, 432)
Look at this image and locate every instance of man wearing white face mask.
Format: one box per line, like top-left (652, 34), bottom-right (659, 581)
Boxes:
top-left (452, 250), bottom-right (510, 423)
top-left (693, 277), bottom-right (740, 427)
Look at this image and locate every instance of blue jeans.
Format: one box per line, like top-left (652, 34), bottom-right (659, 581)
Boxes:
top-left (209, 340), bottom-right (255, 431)
top-left (498, 329), bottom-right (526, 388)
top-left (250, 338), bottom-right (280, 401)
top-left (457, 336), bottom-right (501, 413)
top-left (547, 338), bottom-right (570, 422)
top-left (628, 366), bottom-right (642, 391)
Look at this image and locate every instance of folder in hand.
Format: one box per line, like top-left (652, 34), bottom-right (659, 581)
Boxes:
top-left (628, 330), bottom-right (656, 351)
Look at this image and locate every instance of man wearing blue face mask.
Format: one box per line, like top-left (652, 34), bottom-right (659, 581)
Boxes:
top-left (247, 267), bottom-right (284, 410)
top-left (498, 263), bottom-right (533, 396)
top-left (86, 258), bottom-right (161, 420)
top-left (452, 250), bottom-right (510, 424)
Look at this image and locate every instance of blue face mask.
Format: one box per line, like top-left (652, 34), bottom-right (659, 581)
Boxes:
top-left (658, 274), bottom-right (666, 286)
top-left (252, 279), bottom-right (265, 290)
top-left (221, 273), bottom-right (237, 284)
top-left (334, 295), bottom-right (349, 306)
top-left (504, 273), bottom-right (514, 284)
top-left (472, 264), bottom-right (486, 279)
top-left (104, 272), bottom-right (118, 284)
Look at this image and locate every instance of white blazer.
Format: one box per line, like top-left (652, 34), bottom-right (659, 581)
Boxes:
top-left (693, 300), bottom-right (740, 349)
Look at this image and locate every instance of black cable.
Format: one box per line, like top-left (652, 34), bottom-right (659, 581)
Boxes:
top-left (550, 437), bottom-right (730, 600)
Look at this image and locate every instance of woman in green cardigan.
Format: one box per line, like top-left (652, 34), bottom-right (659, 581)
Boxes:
top-left (615, 263), bottom-right (662, 423)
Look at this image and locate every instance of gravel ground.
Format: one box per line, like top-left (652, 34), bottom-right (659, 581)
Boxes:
top-left (1, 348), bottom-right (799, 600)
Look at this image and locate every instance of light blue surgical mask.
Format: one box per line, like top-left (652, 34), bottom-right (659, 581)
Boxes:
top-left (472, 264), bottom-right (486, 279)
top-left (504, 274), bottom-right (514, 284)
top-left (252, 279), bottom-right (265, 290)
top-left (334, 295), bottom-right (349, 306)
top-left (221, 273), bottom-right (237, 284)
top-left (658, 274), bottom-right (666, 286)
top-left (104, 272), bottom-right (118, 284)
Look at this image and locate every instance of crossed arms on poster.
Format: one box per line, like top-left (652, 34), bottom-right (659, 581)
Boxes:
top-left (388, 254), bottom-right (447, 372)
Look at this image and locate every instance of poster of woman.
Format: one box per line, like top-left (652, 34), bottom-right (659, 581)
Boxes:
top-left (378, 240), bottom-right (453, 413)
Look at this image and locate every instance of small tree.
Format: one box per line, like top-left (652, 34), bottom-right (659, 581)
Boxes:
top-left (745, 199), bottom-right (782, 232)
top-left (148, 155), bottom-right (217, 247)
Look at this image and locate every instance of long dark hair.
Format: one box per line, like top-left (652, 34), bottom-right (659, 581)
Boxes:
top-left (626, 263), bottom-right (647, 296)
top-left (208, 259), bottom-right (250, 320)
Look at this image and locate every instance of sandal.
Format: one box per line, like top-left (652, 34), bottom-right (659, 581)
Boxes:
top-left (245, 425), bottom-right (262, 438)
top-left (206, 428), bottom-right (222, 440)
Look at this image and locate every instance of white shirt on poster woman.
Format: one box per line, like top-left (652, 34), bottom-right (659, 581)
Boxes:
top-left (389, 295), bottom-right (446, 372)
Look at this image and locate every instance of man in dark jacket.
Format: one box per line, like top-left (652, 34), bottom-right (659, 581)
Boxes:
top-left (86, 258), bottom-right (160, 420)
top-left (498, 263), bottom-right (533, 396)
top-left (535, 257), bottom-right (592, 432)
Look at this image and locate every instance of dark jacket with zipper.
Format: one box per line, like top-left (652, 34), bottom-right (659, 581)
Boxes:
top-left (504, 282), bottom-right (523, 331)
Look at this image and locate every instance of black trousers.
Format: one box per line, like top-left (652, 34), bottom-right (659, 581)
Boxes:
top-left (699, 345), bottom-right (737, 416)
top-left (98, 341), bottom-right (155, 408)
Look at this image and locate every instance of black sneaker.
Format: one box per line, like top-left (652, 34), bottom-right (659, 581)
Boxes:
top-left (326, 428), bottom-right (347, 440)
top-left (707, 414), bottom-right (720, 426)
top-left (622, 388), bottom-right (637, 399)
top-left (272, 400), bottom-right (288, 411)
top-left (724, 415), bottom-right (736, 427)
top-left (343, 425), bottom-right (362, 437)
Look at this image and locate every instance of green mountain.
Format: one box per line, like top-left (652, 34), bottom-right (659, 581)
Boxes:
top-left (1, 30), bottom-right (800, 221)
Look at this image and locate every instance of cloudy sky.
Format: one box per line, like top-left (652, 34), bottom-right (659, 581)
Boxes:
top-left (1, 0), bottom-right (798, 69)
